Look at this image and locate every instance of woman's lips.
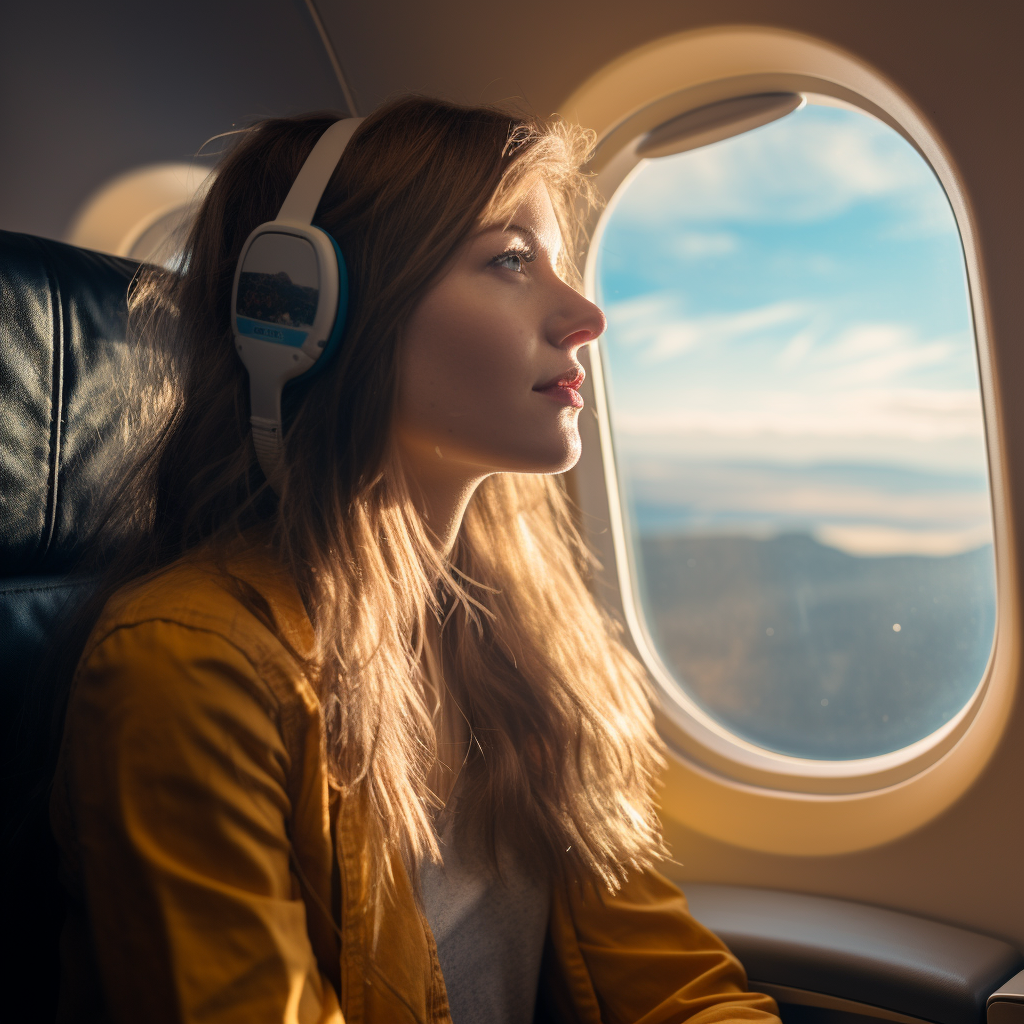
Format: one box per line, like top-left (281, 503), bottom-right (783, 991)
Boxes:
top-left (536, 383), bottom-right (584, 408)
top-left (535, 368), bottom-right (585, 408)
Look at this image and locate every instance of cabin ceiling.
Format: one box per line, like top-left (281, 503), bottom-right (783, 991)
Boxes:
top-left (319, 0), bottom-right (1006, 120)
top-left (0, 0), bottom-right (345, 240)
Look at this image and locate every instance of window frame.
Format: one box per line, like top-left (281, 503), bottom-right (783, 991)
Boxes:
top-left (564, 26), bottom-right (1016, 854)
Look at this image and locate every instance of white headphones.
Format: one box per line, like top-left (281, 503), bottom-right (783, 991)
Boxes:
top-left (231, 117), bottom-right (364, 487)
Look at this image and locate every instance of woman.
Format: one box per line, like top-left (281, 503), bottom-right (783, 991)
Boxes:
top-left (50, 97), bottom-right (780, 1024)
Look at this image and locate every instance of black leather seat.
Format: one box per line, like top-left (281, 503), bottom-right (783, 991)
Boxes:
top-left (1, 230), bottom-right (139, 1018)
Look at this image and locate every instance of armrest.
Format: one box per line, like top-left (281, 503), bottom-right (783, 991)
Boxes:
top-left (684, 883), bottom-right (1023, 1024)
top-left (989, 969), bottom-right (1024, 1023)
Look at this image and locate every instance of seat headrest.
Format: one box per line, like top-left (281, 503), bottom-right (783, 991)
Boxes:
top-left (0, 231), bottom-right (139, 578)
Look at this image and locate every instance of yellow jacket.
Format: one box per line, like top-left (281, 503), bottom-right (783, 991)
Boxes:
top-left (50, 547), bottom-right (780, 1024)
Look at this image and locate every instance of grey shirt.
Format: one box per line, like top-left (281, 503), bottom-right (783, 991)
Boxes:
top-left (419, 800), bottom-right (551, 1024)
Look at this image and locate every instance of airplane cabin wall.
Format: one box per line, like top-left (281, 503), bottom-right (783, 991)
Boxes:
top-left (0, 0), bottom-right (348, 242)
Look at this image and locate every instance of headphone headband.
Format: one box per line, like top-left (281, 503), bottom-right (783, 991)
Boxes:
top-left (278, 119), bottom-right (364, 225)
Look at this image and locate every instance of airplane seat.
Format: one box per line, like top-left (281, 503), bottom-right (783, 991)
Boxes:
top-left (0, 229), bottom-right (140, 1015)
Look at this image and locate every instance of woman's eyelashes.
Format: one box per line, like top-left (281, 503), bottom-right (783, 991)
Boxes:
top-left (491, 244), bottom-right (538, 274)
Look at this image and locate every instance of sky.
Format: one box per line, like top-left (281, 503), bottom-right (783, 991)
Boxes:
top-left (593, 102), bottom-right (993, 557)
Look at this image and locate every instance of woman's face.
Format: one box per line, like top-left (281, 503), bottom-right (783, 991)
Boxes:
top-left (395, 180), bottom-right (606, 482)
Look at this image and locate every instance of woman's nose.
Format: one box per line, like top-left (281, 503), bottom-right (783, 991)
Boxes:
top-left (556, 291), bottom-right (606, 351)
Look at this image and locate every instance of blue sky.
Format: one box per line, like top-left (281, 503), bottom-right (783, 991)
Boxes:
top-left (593, 102), bottom-right (992, 556)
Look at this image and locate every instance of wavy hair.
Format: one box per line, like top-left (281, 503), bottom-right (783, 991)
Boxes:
top-left (80, 96), bottom-right (666, 896)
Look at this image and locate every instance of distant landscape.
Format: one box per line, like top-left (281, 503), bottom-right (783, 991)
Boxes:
top-left (633, 531), bottom-right (996, 759)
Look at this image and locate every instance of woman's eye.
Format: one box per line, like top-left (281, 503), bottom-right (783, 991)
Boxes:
top-left (495, 253), bottom-right (524, 272)
top-left (491, 248), bottom-right (536, 274)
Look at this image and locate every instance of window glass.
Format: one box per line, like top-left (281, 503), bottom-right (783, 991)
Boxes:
top-left (594, 102), bottom-right (995, 760)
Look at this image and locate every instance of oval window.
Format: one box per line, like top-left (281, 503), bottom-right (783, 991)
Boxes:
top-left (594, 100), bottom-right (996, 760)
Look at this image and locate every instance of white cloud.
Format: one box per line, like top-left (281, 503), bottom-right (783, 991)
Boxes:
top-left (606, 291), bottom-right (971, 391)
top-left (818, 325), bottom-right (956, 386)
top-left (814, 523), bottom-right (992, 557)
top-left (612, 388), bottom-right (985, 443)
top-left (617, 458), bottom-right (993, 555)
top-left (776, 326), bottom-right (817, 367)
top-left (606, 295), bottom-right (807, 364)
top-left (601, 291), bottom-right (985, 478)
top-left (672, 231), bottom-right (739, 258)
top-left (603, 293), bottom-right (676, 342)
top-left (606, 385), bottom-right (988, 480)
top-left (826, 324), bottom-right (911, 360)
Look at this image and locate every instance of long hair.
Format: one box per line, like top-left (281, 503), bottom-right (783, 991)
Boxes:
top-left (76, 96), bottom-right (666, 895)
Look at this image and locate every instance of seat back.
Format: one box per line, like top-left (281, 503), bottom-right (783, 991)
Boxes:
top-left (0, 230), bottom-right (139, 1016)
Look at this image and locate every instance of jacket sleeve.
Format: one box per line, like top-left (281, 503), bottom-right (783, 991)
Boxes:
top-left (56, 618), bottom-right (344, 1024)
top-left (546, 866), bottom-right (780, 1024)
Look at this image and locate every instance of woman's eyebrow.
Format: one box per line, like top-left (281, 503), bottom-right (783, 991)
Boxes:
top-left (474, 222), bottom-right (541, 249)
top-left (503, 223), bottom-right (540, 247)
top-left (476, 222), bottom-right (561, 259)
top-left (503, 223), bottom-right (563, 260)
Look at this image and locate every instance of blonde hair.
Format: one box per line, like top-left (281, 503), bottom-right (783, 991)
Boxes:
top-left (86, 97), bottom-right (666, 898)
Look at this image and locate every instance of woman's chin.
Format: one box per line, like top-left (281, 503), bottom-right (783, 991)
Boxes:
top-left (441, 424), bottom-right (583, 476)
top-left (521, 432), bottom-right (582, 475)
top-left (555, 437), bottom-right (583, 474)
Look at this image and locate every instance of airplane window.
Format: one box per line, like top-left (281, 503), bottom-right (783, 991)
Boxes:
top-left (66, 162), bottom-right (213, 268)
top-left (594, 101), bottom-right (995, 760)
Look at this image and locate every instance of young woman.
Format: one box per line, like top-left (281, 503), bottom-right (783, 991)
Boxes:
top-left (50, 97), bottom-right (780, 1024)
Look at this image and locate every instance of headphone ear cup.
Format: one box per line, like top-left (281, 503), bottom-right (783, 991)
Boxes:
top-left (295, 228), bottom-right (349, 380)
